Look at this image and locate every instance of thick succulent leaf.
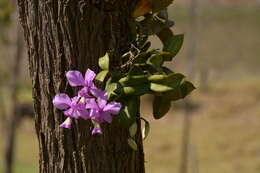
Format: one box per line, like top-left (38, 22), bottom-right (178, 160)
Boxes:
top-left (153, 96), bottom-right (171, 119)
top-left (105, 78), bottom-right (118, 100)
top-left (162, 66), bottom-right (174, 74)
top-left (96, 70), bottom-right (108, 82)
top-left (129, 122), bottom-right (138, 137)
top-left (116, 84), bottom-right (150, 96)
top-left (180, 81), bottom-right (196, 98)
top-left (146, 54), bottom-right (163, 67)
top-left (150, 73), bottom-right (184, 92)
top-left (164, 81), bottom-right (196, 101)
top-left (133, 51), bottom-right (153, 64)
top-left (119, 75), bottom-right (148, 86)
top-left (150, 83), bottom-right (176, 92)
top-left (156, 27), bottom-right (174, 46)
top-left (117, 97), bottom-right (138, 128)
top-left (163, 34), bottom-right (184, 57)
top-left (98, 53), bottom-right (109, 70)
top-left (151, 0), bottom-right (174, 13)
top-left (128, 66), bottom-right (144, 76)
top-left (163, 87), bottom-right (182, 101)
top-left (148, 73), bottom-right (184, 84)
top-left (140, 16), bottom-right (168, 35)
top-left (128, 138), bottom-right (138, 151)
top-left (159, 51), bottom-right (174, 61)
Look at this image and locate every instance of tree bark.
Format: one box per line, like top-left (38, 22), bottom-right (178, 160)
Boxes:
top-left (17, 1), bottom-right (145, 173)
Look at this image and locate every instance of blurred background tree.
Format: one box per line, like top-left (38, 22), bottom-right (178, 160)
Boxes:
top-left (0, 1), bottom-right (33, 173)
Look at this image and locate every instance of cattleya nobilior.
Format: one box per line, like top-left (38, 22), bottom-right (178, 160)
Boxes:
top-left (52, 69), bottom-right (122, 135)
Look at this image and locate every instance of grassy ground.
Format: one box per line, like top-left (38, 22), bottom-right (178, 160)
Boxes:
top-left (1, 1), bottom-right (260, 173)
top-left (143, 77), bottom-right (260, 173)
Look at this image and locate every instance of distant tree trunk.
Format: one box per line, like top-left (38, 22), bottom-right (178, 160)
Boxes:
top-left (199, 66), bottom-right (210, 92)
top-left (4, 21), bottom-right (24, 173)
top-left (180, 0), bottom-right (199, 173)
top-left (17, 1), bottom-right (145, 173)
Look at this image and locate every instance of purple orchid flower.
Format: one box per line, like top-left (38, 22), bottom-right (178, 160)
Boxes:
top-left (60, 117), bottom-right (73, 129)
top-left (53, 68), bottom-right (123, 134)
top-left (91, 127), bottom-right (103, 135)
top-left (85, 92), bottom-right (121, 124)
top-left (66, 69), bottom-right (102, 99)
top-left (53, 94), bottom-right (90, 128)
top-left (66, 69), bottom-right (96, 87)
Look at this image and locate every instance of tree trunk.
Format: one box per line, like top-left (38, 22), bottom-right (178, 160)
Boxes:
top-left (180, 0), bottom-right (199, 172)
top-left (17, 1), bottom-right (145, 173)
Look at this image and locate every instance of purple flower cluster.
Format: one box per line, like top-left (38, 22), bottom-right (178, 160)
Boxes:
top-left (52, 69), bottom-right (121, 135)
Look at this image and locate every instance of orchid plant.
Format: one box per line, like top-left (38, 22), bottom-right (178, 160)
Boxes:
top-left (52, 0), bottom-right (195, 150)
top-left (53, 69), bottom-right (121, 135)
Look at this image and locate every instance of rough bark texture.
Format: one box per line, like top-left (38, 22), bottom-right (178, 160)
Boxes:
top-left (17, 0), bottom-right (145, 173)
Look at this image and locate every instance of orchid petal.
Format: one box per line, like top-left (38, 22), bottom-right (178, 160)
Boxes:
top-left (90, 87), bottom-right (107, 98)
top-left (84, 69), bottom-right (96, 85)
top-left (97, 97), bottom-right (107, 110)
top-left (103, 101), bottom-right (121, 115)
top-left (53, 94), bottom-right (71, 110)
top-left (95, 90), bottom-right (108, 109)
top-left (90, 110), bottom-right (104, 123)
top-left (101, 112), bottom-right (112, 123)
top-left (64, 108), bottom-right (74, 117)
top-left (91, 127), bottom-right (102, 135)
top-left (85, 98), bottom-right (99, 110)
top-left (70, 96), bottom-right (80, 106)
top-left (79, 109), bottom-right (90, 120)
top-left (60, 117), bottom-right (72, 129)
top-left (78, 87), bottom-right (90, 98)
top-left (66, 71), bottom-right (85, 86)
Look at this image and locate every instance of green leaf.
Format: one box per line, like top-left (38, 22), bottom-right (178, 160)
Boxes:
top-left (164, 81), bottom-right (196, 101)
top-left (105, 78), bottom-right (118, 100)
top-left (146, 54), bottom-right (163, 67)
top-left (151, 83), bottom-right (176, 92)
top-left (162, 66), bottom-right (174, 74)
top-left (148, 73), bottom-right (184, 84)
top-left (133, 50), bottom-right (157, 64)
top-left (163, 34), bottom-right (184, 57)
top-left (128, 138), bottom-right (138, 151)
top-left (119, 75), bottom-right (148, 86)
top-left (159, 51), bottom-right (174, 61)
top-left (116, 84), bottom-right (150, 96)
top-left (129, 122), bottom-right (138, 137)
top-left (149, 73), bottom-right (184, 92)
top-left (156, 27), bottom-right (174, 46)
top-left (142, 119), bottom-right (150, 140)
top-left (96, 70), bottom-right (108, 82)
top-left (153, 96), bottom-right (171, 119)
top-left (98, 53), bottom-right (109, 70)
top-left (128, 66), bottom-right (144, 76)
top-left (163, 87), bottom-right (183, 101)
top-left (151, 0), bottom-right (174, 13)
top-left (180, 81), bottom-right (196, 98)
top-left (139, 16), bottom-right (168, 35)
top-left (117, 97), bottom-right (138, 128)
